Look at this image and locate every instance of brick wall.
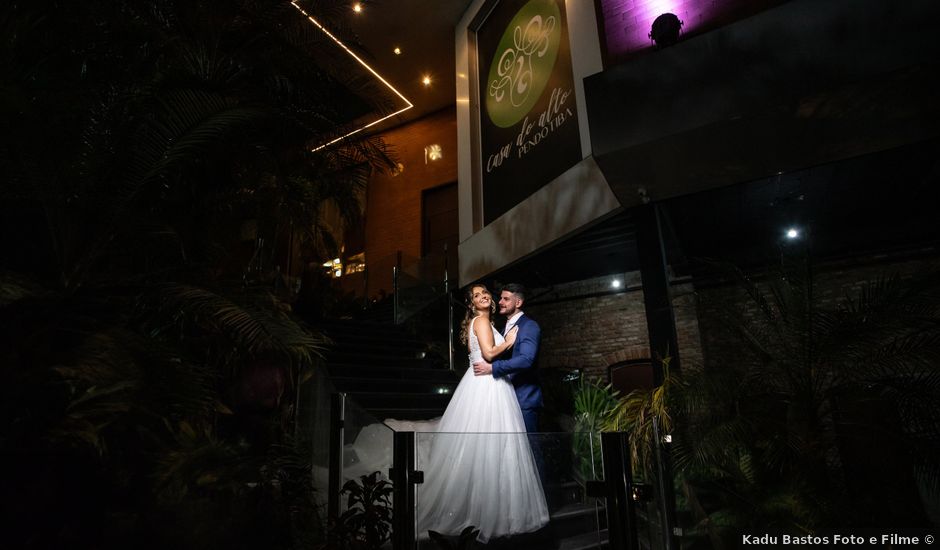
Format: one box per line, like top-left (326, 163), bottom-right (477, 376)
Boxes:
top-left (524, 272), bottom-right (705, 381)
top-left (520, 254), bottom-right (939, 382)
top-left (365, 107), bottom-right (458, 296)
top-left (598, 0), bottom-right (788, 64)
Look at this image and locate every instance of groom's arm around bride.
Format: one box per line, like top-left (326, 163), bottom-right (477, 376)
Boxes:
top-left (473, 284), bottom-right (543, 433)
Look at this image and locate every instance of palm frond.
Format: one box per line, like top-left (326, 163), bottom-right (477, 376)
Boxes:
top-left (150, 283), bottom-right (326, 363)
top-left (48, 326), bottom-right (220, 452)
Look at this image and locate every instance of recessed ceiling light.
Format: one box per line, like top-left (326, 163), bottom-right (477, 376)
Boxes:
top-left (393, 47), bottom-right (401, 55)
top-left (422, 75), bottom-right (431, 86)
top-left (352, 3), bottom-right (362, 13)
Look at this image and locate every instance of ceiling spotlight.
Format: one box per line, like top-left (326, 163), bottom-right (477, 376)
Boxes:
top-left (393, 47), bottom-right (401, 55)
top-left (611, 280), bottom-right (622, 289)
top-left (786, 228), bottom-right (800, 240)
top-left (352, 3), bottom-right (362, 13)
top-left (422, 75), bottom-right (431, 86)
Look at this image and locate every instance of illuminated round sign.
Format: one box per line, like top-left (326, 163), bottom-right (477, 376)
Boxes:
top-left (484, 0), bottom-right (561, 128)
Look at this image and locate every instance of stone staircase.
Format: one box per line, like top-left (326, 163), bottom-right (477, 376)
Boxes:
top-left (319, 318), bottom-right (457, 420)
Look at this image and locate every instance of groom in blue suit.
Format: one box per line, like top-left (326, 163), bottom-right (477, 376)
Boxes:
top-left (473, 283), bottom-right (542, 433)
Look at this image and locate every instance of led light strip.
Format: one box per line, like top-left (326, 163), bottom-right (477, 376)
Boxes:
top-left (290, 1), bottom-right (413, 151)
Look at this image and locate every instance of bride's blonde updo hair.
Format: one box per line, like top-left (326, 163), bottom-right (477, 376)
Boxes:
top-left (459, 284), bottom-right (496, 345)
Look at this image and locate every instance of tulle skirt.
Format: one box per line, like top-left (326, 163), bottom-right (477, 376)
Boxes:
top-left (414, 367), bottom-right (549, 542)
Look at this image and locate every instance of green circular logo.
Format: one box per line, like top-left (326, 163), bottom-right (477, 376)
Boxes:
top-left (484, 0), bottom-right (561, 128)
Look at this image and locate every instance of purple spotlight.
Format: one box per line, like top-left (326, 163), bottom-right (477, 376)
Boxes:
top-left (649, 13), bottom-right (683, 48)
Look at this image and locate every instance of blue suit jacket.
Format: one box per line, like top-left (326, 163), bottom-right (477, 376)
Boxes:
top-left (492, 314), bottom-right (543, 410)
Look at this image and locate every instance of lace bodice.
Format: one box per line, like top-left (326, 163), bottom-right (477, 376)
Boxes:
top-left (468, 316), bottom-right (504, 364)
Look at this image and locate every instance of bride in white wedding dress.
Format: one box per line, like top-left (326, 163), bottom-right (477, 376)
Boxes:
top-left (413, 284), bottom-right (549, 542)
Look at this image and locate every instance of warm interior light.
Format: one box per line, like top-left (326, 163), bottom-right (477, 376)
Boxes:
top-left (425, 144), bottom-right (442, 163)
top-left (289, 1), bottom-right (413, 151)
top-left (422, 75), bottom-right (431, 86)
top-left (393, 47), bottom-right (401, 55)
top-left (352, 3), bottom-right (362, 13)
top-left (344, 252), bottom-right (366, 275)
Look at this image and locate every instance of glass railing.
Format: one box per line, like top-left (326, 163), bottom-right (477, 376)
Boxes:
top-left (634, 469), bottom-right (667, 550)
top-left (631, 420), bottom-right (678, 550)
top-left (297, 366), bottom-right (337, 517)
top-left (407, 431), bottom-right (607, 549)
top-left (330, 417), bottom-right (650, 549)
top-left (301, 385), bottom-right (396, 545)
top-left (394, 250), bottom-right (449, 325)
top-left (338, 396), bottom-right (395, 512)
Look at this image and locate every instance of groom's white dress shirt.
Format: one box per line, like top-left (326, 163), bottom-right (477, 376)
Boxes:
top-left (503, 311), bottom-right (524, 336)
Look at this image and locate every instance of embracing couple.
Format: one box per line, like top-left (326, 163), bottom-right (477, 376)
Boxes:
top-left (416, 283), bottom-right (549, 542)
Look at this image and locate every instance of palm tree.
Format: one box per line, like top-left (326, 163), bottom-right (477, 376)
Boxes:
top-left (1, 0), bottom-right (395, 547)
top-left (605, 252), bottom-right (940, 547)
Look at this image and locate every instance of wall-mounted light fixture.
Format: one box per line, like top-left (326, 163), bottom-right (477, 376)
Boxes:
top-left (649, 13), bottom-right (683, 48)
top-left (425, 144), bottom-right (442, 164)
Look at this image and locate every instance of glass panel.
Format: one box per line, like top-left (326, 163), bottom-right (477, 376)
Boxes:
top-left (341, 396), bottom-right (394, 493)
top-left (412, 431), bottom-right (605, 548)
top-left (395, 251), bottom-right (448, 325)
top-left (650, 139), bottom-right (940, 546)
top-left (633, 460), bottom-right (667, 550)
top-left (297, 375), bottom-right (394, 536)
top-left (297, 366), bottom-right (337, 519)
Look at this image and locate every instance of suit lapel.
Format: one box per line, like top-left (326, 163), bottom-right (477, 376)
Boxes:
top-left (511, 314), bottom-right (525, 357)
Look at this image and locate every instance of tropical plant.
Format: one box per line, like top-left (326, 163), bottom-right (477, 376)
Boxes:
top-left (1, 0), bottom-right (395, 547)
top-left (325, 471), bottom-right (394, 550)
top-left (572, 375), bottom-right (620, 483)
top-left (604, 356), bottom-right (677, 474)
top-left (695, 257), bottom-right (938, 527)
top-left (604, 254), bottom-right (940, 548)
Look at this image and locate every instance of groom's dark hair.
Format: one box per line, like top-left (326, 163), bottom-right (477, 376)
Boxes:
top-left (501, 283), bottom-right (527, 302)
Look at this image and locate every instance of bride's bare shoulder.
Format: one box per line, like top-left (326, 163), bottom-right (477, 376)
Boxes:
top-left (471, 316), bottom-right (494, 338)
